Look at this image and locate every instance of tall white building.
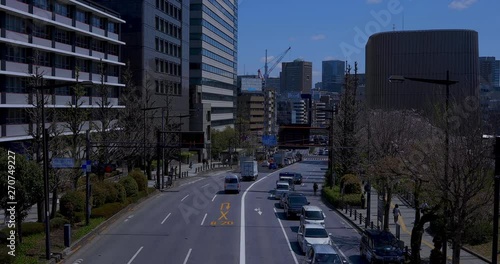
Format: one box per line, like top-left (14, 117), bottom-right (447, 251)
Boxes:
top-left (0, 0), bottom-right (126, 146)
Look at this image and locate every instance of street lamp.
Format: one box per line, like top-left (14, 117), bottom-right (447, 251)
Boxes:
top-left (141, 106), bottom-right (168, 189)
top-left (30, 80), bottom-right (92, 260)
top-left (389, 71), bottom-right (458, 263)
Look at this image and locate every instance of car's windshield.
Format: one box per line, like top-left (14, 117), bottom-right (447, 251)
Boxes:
top-left (225, 178), bottom-right (238, 183)
top-left (314, 253), bottom-right (342, 264)
top-left (305, 211), bottom-right (324, 220)
top-left (305, 228), bottom-right (328, 238)
top-left (289, 196), bottom-right (308, 205)
top-left (276, 184), bottom-right (289, 190)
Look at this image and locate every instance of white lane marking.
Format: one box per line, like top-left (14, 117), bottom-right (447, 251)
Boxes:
top-left (183, 248), bottom-right (192, 264)
top-left (201, 183), bottom-right (209, 188)
top-left (124, 215), bottom-right (134, 222)
top-left (201, 213), bottom-right (207, 225)
top-left (240, 168), bottom-right (286, 264)
top-left (126, 246), bottom-right (143, 264)
top-left (181, 194), bottom-right (189, 201)
top-left (330, 240), bottom-right (352, 264)
top-left (211, 195), bottom-right (217, 202)
top-left (273, 208), bottom-right (299, 264)
top-left (161, 213), bottom-right (171, 225)
top-left (179, 178), bottom-right (204, 187)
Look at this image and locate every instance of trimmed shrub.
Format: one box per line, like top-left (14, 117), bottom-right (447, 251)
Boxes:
top-left (127, 190), bottom-right (149, 204)
top-left (340, 174), bottom-right (362, 194)
top-left (91, 183), bottom-right (107, 208)
top-left (114, 182), bottom-right (127, 203)
top-left (91, 202), bottom-right (125, 219)
top-left (102, 181), bottom-right (119, 203)
top-left (463, 219), bottom-right (493, 245)
top-left (0, 246), bottom-right (14, 264)
top-left (118, 176), bottom-right (139, 197)
top-left (50, 217), bottom-right (69, 229)
top-left (129, 169), bottom-right (148, 192)
top-left (322, 185), bottom-right (361, 208)
top-left (60, 190), bottom-right (85, 224)
top-left (77, 173), bottom-right (99, 188)
top-left (21, 222), bottom-right (45, 236)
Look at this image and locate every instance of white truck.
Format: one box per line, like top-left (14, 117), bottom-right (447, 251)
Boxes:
top-left (240, 160), bottom-right (258, 181)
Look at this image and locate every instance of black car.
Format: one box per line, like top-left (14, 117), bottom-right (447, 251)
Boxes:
top-left (284, 194), bottom-right (309, 219)
top-left (360, 229), bottom-right (405, 264)
top-left (293, 173), bottom-right (302, 184)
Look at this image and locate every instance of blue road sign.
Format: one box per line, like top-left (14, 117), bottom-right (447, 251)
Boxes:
top-left (52, 158), bottom-right (75, 168)
top-left (81, 160), bottom-right (92, 173)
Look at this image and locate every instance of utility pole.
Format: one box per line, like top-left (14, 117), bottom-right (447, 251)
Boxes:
top-left (493, 136), bottom-right (500, 264)
top-left (85, 130), bottom-right (90, 226)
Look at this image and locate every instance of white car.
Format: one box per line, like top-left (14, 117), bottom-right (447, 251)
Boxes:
top-left (297, 224), bottom-right (332, 254)
top-left (224, 174), bottom-right (240, 194)
top-left (275, 182), bottom-right (290, 200)
top-left (300, 205), bottom-right (326, 227)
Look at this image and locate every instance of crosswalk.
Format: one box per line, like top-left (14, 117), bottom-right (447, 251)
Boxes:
top-left (302, 156), bottom-right (329, 161)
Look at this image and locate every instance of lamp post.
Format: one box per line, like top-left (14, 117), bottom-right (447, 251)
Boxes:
top-left (389, 71), bottom-right (458, 263)
top-left (30, 80), bottom-right (92, 260)
top-left (141, 106), bottom-right (168, 188)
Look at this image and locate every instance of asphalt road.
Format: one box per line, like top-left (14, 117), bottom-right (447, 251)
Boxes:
top-left (62, 156), bottom-right (365, 264)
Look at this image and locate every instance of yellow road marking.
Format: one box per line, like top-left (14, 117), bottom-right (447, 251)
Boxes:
top-left (218, 210), bottom-right (229, 220)
top-left (220, 202), bottom-right (230, 210)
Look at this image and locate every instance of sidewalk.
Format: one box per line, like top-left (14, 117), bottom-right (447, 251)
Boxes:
top-left (332, 187), bottom-right (490, 264)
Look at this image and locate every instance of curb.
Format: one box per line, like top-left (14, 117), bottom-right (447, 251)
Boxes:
top-left (320, 194), bottom-right (363, 235)
top-left (49, 190), bottom-right (161, 264)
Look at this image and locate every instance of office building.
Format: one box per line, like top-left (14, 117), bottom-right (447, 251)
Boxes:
top-left (237, 92), bottom-right (264, 136)
top-left (190, 0), bottom-right (238, 130)
top-left (92, 0), bottom-right (190, 127)
top-left (265, 76), bottom-right (280, 93)
top-left (1, 0), bottom-right (125, 145)
top-left (237, 75), bottom-right (262, 93)
top-left (322, 60), bottom-right (345, 93)
top-left (479, 57), bottom-right (500, 90)
top-left (280, 59), bottom-right (312, 95)
top-left (366, 30), bottom-right (479, 118)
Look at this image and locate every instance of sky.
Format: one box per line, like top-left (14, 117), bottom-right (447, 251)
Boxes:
top-left (236, 0), bottom-right (500, 85)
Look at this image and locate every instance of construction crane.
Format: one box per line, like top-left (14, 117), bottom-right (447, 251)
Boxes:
top-left (257, 46), bottom-right (291, 87)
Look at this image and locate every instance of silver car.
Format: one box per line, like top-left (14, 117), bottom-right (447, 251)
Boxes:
top-left (224, 174), bottom-right (240, 194)
top-left (297, 224), bottom-right (332, 254)
top-left (275, 182), bottom-right (290, 200)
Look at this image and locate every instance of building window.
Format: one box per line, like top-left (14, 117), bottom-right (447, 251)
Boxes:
top-left (108, 43), bottom-right (119, 55)
top-left (7, 109), bottom-right (27, 124)
top-left (91, 40), bottom-right (105, 52)
top-left (91, 61), bottom-right (104, 74)
top-left (108, 22), bottom-right (118, 33)
top-left (33, 50), bottom-right (51, 67)
top-left (75, 59), bottom-right (88, 72)
top-left (75, 9), bottom-right (89, 23)
top-left (54, 2), bottom-right (70, 17)
top-left (75, 34), bottom-right (89, 48)
top-left (54, 28), bottom-right (71, 44)
top-left (5, 45), bottom-right (26, 63)
top-left (91, 16), bottom-right (105, 29)
top-left (108, 65), bottom-right (119, 76)
top-left (33, 0), bottom-right (49, 10)
top-left (54, 54), bottom-right (71, 69)
top-left (5, 14), bottom-right (26, 34)
top-left (5, 77), bottom-right (26, 93)
top-left (32, 23), bottom-right (50, 39)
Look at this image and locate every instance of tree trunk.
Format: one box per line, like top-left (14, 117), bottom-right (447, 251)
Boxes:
top-left (146, 159), bottom-right (152, 180)
top-left (384, 186), bottom-right (392, 231)
top-left (50, 186), bottom-right (58, 219)
top-left (37, 200), bottom-right (44, 222)
top-left (452, 233), bottom-right (461, 264)
top-left (411, 212), bottom-right (437, 263)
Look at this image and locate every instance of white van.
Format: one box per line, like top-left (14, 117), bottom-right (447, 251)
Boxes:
top-left (224, 174), bottom-right (240, 194)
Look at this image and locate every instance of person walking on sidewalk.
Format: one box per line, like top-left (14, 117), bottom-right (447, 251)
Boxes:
top-left (393, 204), bottom-right (401, 224)
top-left (313, 182), bottom-right (318, 196)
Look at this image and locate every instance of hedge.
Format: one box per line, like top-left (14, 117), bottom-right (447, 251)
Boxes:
top-left (322, 185), bottom-right (361, 208)
top-left (128, 169), bottom-right (148, 192)
top-left (340, 174), bottom-right (362, 194)
top-left (91, 183), bottom-right (107, 208)
top-left (59, 190), bottom-right (85, 224)
top-left (49, 217), bottom-right (69, 229)
top-left (118, 176), bottom-right (139, 197)
top-left (91, 202), bottom-right (125, 219)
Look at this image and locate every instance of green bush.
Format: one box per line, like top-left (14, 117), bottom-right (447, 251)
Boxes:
top-left (77, 173), bottom-right (99, 188)
top-left (91, 183), bottom-right (107, 208)
top-left (322, 185), bottom-right (361, 208)
top-left (127, 190), bottom-right (149, 204)
top-left (91, 202), bottom-right (125, 219)
top-left (50, 217), bottom-right (69, 229)
top-left (60, 190), bottom-right (85, 224)
top-left (0, 245), bottom-right (14, 264)
top-left (118, 176), bottom-right (139, 197)
top-left (21, 222), bottom-right (45, 236)
top-left (115, 182), bottom-right (127, 203)
top-left (340, 174), bottom-right (362, 194)
top-left (463, 220), bottom-right (493, 245)
top-left (128, 169), bottom-right (148, 192)
top-left (74, 212), bottom-right (84, 223)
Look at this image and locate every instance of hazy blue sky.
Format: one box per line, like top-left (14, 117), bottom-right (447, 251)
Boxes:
top-left (237, 0), bottom-right (500, 84)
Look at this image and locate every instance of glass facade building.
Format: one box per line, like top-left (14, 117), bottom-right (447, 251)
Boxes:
top-left (189, 0), bottom-right (238, 130)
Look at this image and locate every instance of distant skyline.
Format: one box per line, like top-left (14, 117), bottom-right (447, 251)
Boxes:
top-left (237, 0), bottom-right (500, 85)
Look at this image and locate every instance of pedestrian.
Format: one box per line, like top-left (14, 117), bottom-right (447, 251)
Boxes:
top-left (313, 182), bottom-right (318, 196)
top-left (189, 161), bottom-right (193, 169)
top-left (393, 204), bottom-right (401, 224)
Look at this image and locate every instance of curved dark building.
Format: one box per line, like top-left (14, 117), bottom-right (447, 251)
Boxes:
top-left (366, 29), bottom-right (479, 116)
